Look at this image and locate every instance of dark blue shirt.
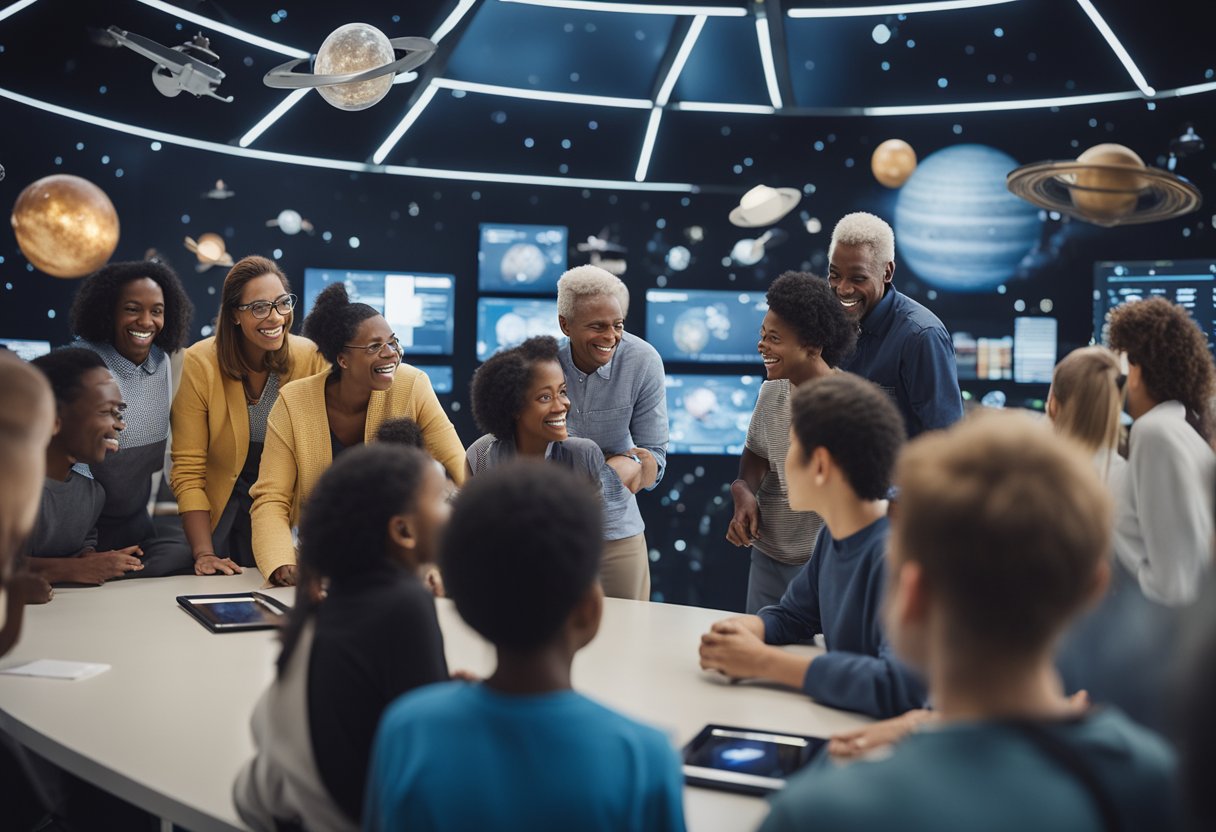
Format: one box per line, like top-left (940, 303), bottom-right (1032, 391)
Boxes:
top-left (839, 288), bottom-right (963, 437)
top-left (758, 515), bottom-right (927, 719)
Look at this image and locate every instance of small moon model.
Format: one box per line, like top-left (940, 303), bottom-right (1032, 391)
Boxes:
top-left (871, 139), bottom-right (918, 189)
top-left (263, 23), bottom-right (437, 112)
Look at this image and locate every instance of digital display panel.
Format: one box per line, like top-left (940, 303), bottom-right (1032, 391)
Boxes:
top-left (1094, 259), bottom-right (1216, 355)
top-left (665, 373), bottom-right (762, 455)
top-left (303, 268), bottom-right (455, 356)
top-left (646, 289), bottom-right (767, 364)
top-left (478, 224), bottom-right (568, 294)
top-left (416, 365), bottom-right (453, 394)
top-left (0, 338), bottom-right (51, 361)
top-left (1013, 317), bottom-right (1058, 384)
top-left (475, 297), bottom-right (566, 361)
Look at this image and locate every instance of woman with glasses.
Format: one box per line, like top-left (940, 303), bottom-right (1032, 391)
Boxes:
top-left (250, 282), bottom-right (465, 586)
top-left (170, 256), bottom-right (330, 575)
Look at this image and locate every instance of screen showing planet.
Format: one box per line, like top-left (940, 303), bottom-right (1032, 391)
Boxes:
top-left (665, 373), bottom-right (761, 455)
top-left (303, 268), bottom-right (455, 356)
top-left (1093, 259), bottom-right (1216, 357)
top-left (476, 297), bottom-right (567, 361)
top-left (646, 289), bottom-right (768, 364)
top-left (478, 223), bottom-right (568, 294)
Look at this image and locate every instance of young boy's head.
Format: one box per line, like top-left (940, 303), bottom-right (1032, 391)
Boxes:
top-left (885, 413), bottom-right (1111, 673)
top-left (31, 348), bottom-right (124, 467)
top-left (441, 460), bottom-right (603, 654)
top-left (376, 416), bottom-right (425, 449)
top-left (784, 373), bottom-right (905, 513)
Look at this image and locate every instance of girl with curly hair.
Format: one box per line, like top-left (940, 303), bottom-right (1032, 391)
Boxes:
top-left (728, 272), bottom-right (858, 612)
top-left (1107, 296), bottom-right (1216, 605)
top-left (465, 336), bottom-right (604, 486)
top-left (69, 259), bottom-right (195, 576)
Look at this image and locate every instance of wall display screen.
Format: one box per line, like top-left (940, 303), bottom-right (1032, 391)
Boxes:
top-left (415, 365), bottom-right (453, 394)
top-left (1094, 260), bottom-right (1216, 355)
top-left (0, 338), bottom-right (52, 361)
top-left (478, 224), bottom-right (568, 294)
top-left (303, 269), bottom-right (455, 356)
top-left (665, 373), bottom-right (762, 455)
top-left (646, 289), bottom-right (767, 364)
top-left (475, 297), bottom-right (566, 360)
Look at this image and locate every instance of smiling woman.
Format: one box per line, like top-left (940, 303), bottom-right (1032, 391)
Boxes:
top-left (248, 283), bottom-right (466, 587)
top-left (68, 260), bottom-right (195, 578)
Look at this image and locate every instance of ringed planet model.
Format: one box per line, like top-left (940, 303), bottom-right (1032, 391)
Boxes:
top-left (263, 23), bottom-right (436, 111)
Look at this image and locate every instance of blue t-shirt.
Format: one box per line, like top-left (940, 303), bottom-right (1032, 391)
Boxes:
top-left (759, 708), bottom-right (1180, 832)
top-left (364, 682), bottom-right (686, 832)
top-left (838, 288), bottom-right (963, 438)
top-left (758, 516), bottom-right (926, 719)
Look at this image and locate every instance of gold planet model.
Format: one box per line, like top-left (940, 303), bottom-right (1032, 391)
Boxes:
top-left (871, 139), bottom-right (918, 189)
top-left (11, 174), bottom-right (120, 278)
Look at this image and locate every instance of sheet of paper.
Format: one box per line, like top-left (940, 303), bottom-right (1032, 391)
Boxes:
top-left (0, 659), bottom-right (111, 680)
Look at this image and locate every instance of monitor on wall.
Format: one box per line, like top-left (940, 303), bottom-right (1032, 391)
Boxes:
top-left (478, 224), bottom-right (568, 294)
top-left (665, 373), bottom-right (762, 455)
top-left (416, 365), bottom-right (453, 395)
top-left (303, 269), bottom-right (455, 356)
top-left (475, 297), bottom-right (566, 361)
top-left (1094, 259), bottom-right (1216, 355)
top-left (646, 289), bottom-right (767, 365)
top-left (0, 338), bottom-right (52, 361)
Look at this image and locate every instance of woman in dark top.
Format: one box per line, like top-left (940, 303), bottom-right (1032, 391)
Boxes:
top-left (69, 259), bottom-right (194, 576)
top-left (234, 444), bottom-right (450, 831)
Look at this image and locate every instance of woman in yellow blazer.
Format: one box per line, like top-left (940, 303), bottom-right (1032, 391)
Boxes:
top-left (171, 256), bottom-right (331, 576)
top-left (250, 283), bottom-right (465, 585)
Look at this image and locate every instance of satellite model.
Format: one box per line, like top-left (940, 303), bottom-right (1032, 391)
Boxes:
top-left (102, 25), bottom-right (232, 102)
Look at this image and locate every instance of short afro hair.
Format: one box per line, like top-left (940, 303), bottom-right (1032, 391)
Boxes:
top-left (441, 460), bottom-right (602, 650)
top-left (302, 282), bottom-right (380, 370)
top-left (766, 271), bottom-right (858, 367)
top-left (31, 348), bottom-right (108, 408)
top-left (1107, 296), bottom-right (1216, 442)
top-left (829, 212), bottom-right (895, 266)
top-left (790, 373), bottom-right (906, 500)
top-left (376, 416), bottom-right (425, 449)
top-left (557, 265), bottom-right (630, 319)
top-left (70, 260), bottom-right (193, 353)
top-left (470, 336), bottom-right (562, 441)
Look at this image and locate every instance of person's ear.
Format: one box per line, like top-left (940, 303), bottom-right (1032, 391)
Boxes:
top-left (811, 445), bottom-right (832, 487)
top-left (567, 581), bottom-right (604, 649)
top-left (387, 513), bottom-right (417, 552)
top-left (1046, 389), bottom-right (1059, 420)
top-left (51, 413), bottom-right (62, 439)
top-left (558, 315), bottom-right (571, 337)
top-left (884, 259), bottom-right (896, 285)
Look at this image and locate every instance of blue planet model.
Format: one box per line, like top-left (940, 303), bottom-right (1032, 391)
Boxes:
top-left (894, 144), bottom-right (1041, 292)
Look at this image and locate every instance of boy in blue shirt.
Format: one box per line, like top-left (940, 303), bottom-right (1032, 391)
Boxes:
top-left (760, 413), bottom-right (1179, 832)
top-left (699, 373), bottom-right (926, 719)
top-left (363, 461), bottom-right (686, 832)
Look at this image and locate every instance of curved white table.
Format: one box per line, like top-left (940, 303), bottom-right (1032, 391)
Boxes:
top-left (0, 574), bottom-right (870, 831)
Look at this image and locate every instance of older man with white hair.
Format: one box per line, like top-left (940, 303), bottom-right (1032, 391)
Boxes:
top-left (556, 265), bottom-right (667, 601)
top-left (828, 212), bottom-right (962, 437)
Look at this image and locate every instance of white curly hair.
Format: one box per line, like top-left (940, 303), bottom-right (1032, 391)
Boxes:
top-left (828, 212), bottom-right (895, 266)
top-left (556, 264), bottom-right (630, 319)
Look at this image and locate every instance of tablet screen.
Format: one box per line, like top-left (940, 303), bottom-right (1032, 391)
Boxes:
top-left (684, 726), bottom-right (824, 782)
top-left (190, 596), bottom-right (282, 628)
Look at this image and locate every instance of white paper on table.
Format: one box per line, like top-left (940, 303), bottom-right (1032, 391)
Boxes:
top-left (0, 660), bottom-right (111, 680)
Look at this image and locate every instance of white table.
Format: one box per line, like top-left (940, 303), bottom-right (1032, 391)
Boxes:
top-left (0, 574), bottom-right (870, 831)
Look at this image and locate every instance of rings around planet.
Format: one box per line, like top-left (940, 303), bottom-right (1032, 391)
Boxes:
top-left (263, 35), bottom-right (436, 92)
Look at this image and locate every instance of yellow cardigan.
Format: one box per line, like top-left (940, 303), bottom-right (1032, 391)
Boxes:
top-left (170, 334), bottom-right (330, 529)
top-left (249, 365), bottom-right (466, 578)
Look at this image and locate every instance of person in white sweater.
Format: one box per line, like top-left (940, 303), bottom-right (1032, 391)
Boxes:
top-left (1107, 297), bottom-right (1216, 606)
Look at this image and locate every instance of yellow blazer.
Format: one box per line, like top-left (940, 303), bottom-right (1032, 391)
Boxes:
top-left (249, 365), bottom-right (466, 578)
top-left (170, 334), bottom-right (330, 529)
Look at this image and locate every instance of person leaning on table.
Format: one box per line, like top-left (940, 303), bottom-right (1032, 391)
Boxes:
top-left (170, 256), bottom-right (330, 577)
top-left (249, 282), bottom-right (465, 586)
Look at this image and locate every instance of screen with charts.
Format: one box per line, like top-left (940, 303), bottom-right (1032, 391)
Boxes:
top-left (646, 289), bottom-right (767, 364)
top-left (0, 338), bottom-right (52, 361)
top-left (303, 269), bottom-right (455, 356)
top-left (1094, 259), bottom-right (1216, 355)
top-left (476, 297), bottom-right (566, 361)
top-left (666, 373), bottom-right (762, 455)
top-left (951, 317), bottom-right (1057, 384)
top-left (478, 224), bottom-right (568, 294)
top-left (415, 365), bottom-right (453, 395)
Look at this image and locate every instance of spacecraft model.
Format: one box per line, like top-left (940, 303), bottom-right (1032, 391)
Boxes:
top-left (103, 26), bottom-right (232, 102)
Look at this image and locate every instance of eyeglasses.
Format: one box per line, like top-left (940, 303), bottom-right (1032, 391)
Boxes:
top-left (236, 294), bottom-right (296, 320)
top-left (343, 335), bottom-right (402, 356)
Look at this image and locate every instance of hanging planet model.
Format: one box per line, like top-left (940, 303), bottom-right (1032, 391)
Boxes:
top-left (263, 23), bottom-right (436, 111)
top-left (871, 139), bottom-right (918, 189)
top-left (10, 174), bottom-right (120, 278)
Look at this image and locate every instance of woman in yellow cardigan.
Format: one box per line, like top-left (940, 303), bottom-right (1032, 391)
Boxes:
top-left (170, 256), bottom-right (331, 576)
top-left (250, 283), bottom-right (466, 585)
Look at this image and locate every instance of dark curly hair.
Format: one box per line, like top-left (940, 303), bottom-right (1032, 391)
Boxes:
top-left (441, 460), bottom-right (602, 650)
top-left (302, 282), bottom-right (380, 371)
top-left (766, 271), bottom-right (857, 367)
top-left (470, 336), bottom-right (562, 441)
top-left (1107, 297), bottom-right (1216, 442)
top-left (790, 373), bottom-right (906, 500)
top-left (376, 416), bottom-right (425, 449)
top-left (69, 260), bottom-right (193, 352)
top-left (31, 348), bottom-right (107, 407)
top-left (277, 444), bottom-right (431, 674)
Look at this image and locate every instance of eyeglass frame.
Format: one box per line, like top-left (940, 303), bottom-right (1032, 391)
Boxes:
top-left (234, 294), bottom-right (297, 320)
top-left (342, 334), bottom-right (402, 356)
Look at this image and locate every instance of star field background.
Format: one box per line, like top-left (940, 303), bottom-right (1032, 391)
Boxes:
top-left (1, 0), bottom-right (1214, 610)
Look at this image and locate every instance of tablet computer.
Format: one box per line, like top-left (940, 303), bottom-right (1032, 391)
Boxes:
top-left (176, 592), bottom-right (290, 633)
top-left (682, 724), bottom-right (826, 795)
